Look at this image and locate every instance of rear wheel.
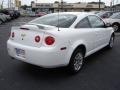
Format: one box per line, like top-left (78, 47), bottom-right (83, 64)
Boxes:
top-left (68, 49), bottom-right (84, 74)
top-left (112, 23), bottom-right (120, 32)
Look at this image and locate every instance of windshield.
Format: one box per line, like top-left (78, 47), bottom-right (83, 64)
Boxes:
top-left (110, 12), bottom-right (120, 19)
top-left (29, 14), bottom-right (77, 28)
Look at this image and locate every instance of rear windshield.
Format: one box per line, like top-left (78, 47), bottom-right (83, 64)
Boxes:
top-left (29, 14), bottom-right (77, 28)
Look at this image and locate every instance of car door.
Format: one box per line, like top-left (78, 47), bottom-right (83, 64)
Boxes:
top-left (74, 17), bottom-right (97, 52)
top-left (88, 15), bottom-right (109, 49)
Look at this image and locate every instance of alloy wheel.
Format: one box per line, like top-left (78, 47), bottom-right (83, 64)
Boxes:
top-left (73, 52), bottom-right (83, 71)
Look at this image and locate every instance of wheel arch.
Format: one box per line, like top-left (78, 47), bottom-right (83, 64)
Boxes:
top-left (66, 42), bottom-right (87, 65)
top-left (112, 22), bottom-right (120, 26)
top-left (112, 32), bottom-right (115, 37)
top-left (72, 44), bottom-right (86, 57)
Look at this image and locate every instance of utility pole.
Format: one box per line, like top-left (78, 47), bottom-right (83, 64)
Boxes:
top-left (61, 0), bottom-right (63, 12)
top-left (8, 0), bottom-right (11, 9)
top-left (1, 0), bottom-right (4, 9)
top-left (8, 0), bottom-right (9, 8)
top-left (10, 0), bottom-right (13, 9)
top-left (110, 0), bottom-right (112, 11)
top-left (112, 0), bottom-right (115, 11)
top-left (99, 0), bottom-right (101, 11)
top-left (10, 0), bottom-right (11, 9)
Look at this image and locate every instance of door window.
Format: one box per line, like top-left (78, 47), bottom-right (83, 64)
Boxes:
top-left (88, 15), bottom-right (105, 28)
top-left (75, 17), bottom-right (91, 28)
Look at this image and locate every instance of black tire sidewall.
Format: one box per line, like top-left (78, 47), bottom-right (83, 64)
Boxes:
top-left (113, 24), bottom-right (120, 32)
top-left (68, 49), bottom-right (84, 73)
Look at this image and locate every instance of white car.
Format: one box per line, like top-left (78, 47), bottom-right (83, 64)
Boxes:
top-left (0, 13), bottom-right (11, 24)
top-left (0, 14), bottom-right (5, 23)
top-left (0, 13), bottom-right (7, 22)
top-left (7, 12), bottom-right (114, 73)
top-left (3, 13), bottom-right (11, 21)
top-left (103, 12), bottom-right (120, 32)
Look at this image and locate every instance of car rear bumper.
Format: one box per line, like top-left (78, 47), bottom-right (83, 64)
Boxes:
top-left (7, 40), bottom-right (68, 68)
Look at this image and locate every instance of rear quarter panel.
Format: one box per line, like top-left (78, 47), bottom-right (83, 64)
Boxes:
top-left (46, 28), bottom-right (96, 64)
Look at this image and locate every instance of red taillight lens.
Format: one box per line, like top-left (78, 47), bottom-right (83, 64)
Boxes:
top-left (45, 36), bottom-right (55, 45)
top-left (35, 36), bottom-right (40, 42)
top-left (12, 32), bottom-right (15, 38)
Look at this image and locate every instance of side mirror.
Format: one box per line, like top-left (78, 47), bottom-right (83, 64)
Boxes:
top-left (105, 23), bottom-right (111, 27)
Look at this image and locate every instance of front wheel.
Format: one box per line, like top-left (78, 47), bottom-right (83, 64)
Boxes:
top-left (68, 49), bottom-right (84, 74)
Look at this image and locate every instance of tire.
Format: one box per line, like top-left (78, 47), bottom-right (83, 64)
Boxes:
top-left (112, 23), bottom-right (120, 32)
top-left (0, 20), bottom-right (2, 25)
top-left (107, 35), bottom-right (114, 49)
top-left (68, 49), bottom-right (84, 74)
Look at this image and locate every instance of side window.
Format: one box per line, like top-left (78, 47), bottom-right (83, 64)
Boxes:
top-left (75, 17), bottom-right (91, 28)
top-left (88, 15), bottom-right (105, 28)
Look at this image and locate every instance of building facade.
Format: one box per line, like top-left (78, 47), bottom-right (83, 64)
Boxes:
top-left (15, 0), bottom-right (21, 10)
top-left (32, 2), bottom-right (105, 13)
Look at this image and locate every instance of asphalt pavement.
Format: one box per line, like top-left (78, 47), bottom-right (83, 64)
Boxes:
top-left (0, 17), bottom-right (120, 90)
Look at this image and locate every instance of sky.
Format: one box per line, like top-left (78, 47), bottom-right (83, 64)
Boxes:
top-left (1, 0), bottom-right (120, 8)
top-left (21, 0), bottom-right (120, 6)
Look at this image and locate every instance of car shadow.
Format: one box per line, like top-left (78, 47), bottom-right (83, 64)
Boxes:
top-left (17, 47), bottom-right (113, 80)
top-left (17, 62), bottom-right (75, 82)
top-left (84, 47), bottom-right (111, 64)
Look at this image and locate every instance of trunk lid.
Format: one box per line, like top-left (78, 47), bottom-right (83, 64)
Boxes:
top-left (10, 24), bottom-right (55, 47)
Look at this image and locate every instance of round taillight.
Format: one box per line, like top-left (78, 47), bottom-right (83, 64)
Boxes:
top-left (45, 36), bottom-right (55, 45)
top-left (35, 36), bottom-right (40, 42)
top-left (12, 32), bottom-right (15, 38)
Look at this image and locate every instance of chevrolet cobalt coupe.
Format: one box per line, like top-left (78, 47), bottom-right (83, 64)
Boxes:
top-left (7, 12), bottom-right (114, 73)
